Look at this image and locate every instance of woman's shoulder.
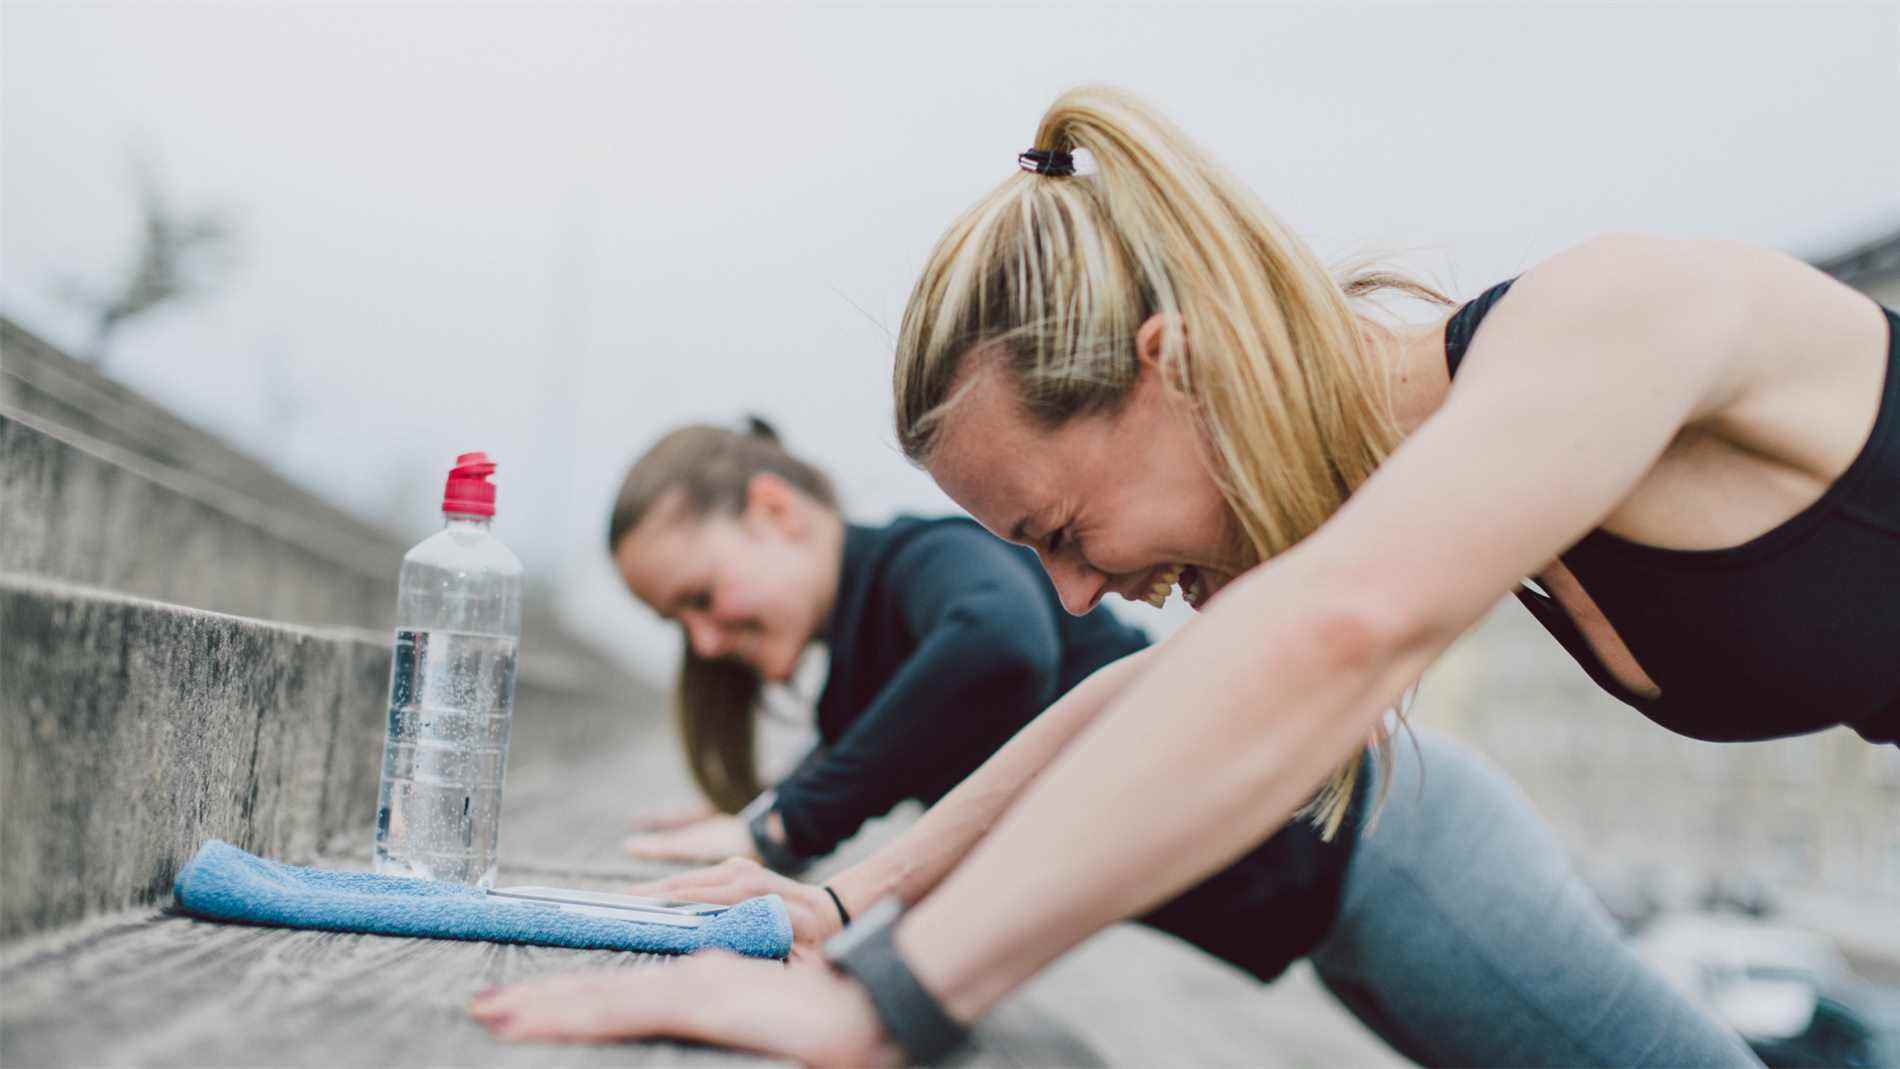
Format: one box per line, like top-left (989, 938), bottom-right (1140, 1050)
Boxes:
top-left (844, 517), bottom-right (1047, 615)
top-left (1510, 234), bottom-right (1742, 333)
top-left (876, 515), bottom-right (1032, 575)
top-left (1457, 234), bottom-right (1890, 522)
top-left (1506, 233), bottom-right (1873, 351)
top-left (1511, 233), bottom-right (1884, 405)
top-left (1458, 234), bottom-right (1855, 413)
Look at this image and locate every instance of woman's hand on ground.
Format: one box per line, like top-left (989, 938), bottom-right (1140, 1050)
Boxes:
top-left (627, 857), bottom-right (846, 948)
top-left (623, 815), bottom-right (758, 864)
top-left (627, 798), bottom-right (718, 833)
top-left (468, 950), bottom-right (895, 1066)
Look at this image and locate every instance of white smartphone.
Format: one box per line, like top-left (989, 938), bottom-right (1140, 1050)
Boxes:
top-left (489, 885), bottom-right (730, 920)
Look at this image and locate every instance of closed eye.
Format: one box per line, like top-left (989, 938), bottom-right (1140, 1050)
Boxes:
top-left (669, 588), bottom-right (713, 618)
top-left (1049, 525), bottom-right (1096, 570)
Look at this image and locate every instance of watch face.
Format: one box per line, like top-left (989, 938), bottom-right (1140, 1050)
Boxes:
top-left (824, 896), bottom-right (902, 961)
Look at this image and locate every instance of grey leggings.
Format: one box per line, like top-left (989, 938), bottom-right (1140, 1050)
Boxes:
top-left (1307, 730), bottom-right (1762, 1068)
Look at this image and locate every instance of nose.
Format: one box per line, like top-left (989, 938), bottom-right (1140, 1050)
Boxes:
top-left (1042, 556), bottom-right (1109, 616)
top-left (682, 614), bottom-right (727, 659)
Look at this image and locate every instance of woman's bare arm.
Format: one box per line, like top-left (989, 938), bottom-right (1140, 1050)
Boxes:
top-left (630, 645), bottom-right (1155, 942)
top-left (895, 235), bottom-right (1763, 1020)
top-left (827, 645), bottom-right (1156, 915)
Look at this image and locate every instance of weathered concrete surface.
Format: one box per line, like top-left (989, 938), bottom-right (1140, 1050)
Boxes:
top-left (0, 576), bottom-right (389, 938)
top-left (0, 681), bottom-right (1388, 1069)
top-left (0, 655), bottom-right (1108, 1069)
top-left (0, 574), bottom-right (1395, 1066)
top-left (2, 322), bottom-right (630, 682)
top-left (2, 317), bottom-right (402, 551)
top-left (0, 904), bottom-right (1105, 1069)
top-left (0, 576), bottom-right (661, 940)
top-left (1, 413), bottom-right (399, 630)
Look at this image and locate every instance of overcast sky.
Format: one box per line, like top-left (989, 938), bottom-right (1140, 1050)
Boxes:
top-left (4, 2), bottom-right (1897, 678)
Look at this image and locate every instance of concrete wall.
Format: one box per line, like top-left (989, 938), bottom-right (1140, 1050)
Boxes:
top-left (0, 577), bottom-right (389, 938)
top-left (2, 413), bottom-right (397, 630)
top-left (0, 574), bottom-right (660, 940)
top-left (1, 318), bottom-right (404, 552)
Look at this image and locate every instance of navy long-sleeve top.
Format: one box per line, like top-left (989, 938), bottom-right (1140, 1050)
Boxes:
top-left (770, 515), bottom-right (1365, 983)
top-left (773, 516), bottom-right (1149, 855)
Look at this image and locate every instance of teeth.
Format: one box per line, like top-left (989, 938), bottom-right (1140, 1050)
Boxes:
top-left (1140, 564), bottom-right (1184, 608)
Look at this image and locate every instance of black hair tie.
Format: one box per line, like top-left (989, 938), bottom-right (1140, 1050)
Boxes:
top-left (1017, 149), bottom-right (1075, 177)
top-left (741, 414), bottom-right (780, 443)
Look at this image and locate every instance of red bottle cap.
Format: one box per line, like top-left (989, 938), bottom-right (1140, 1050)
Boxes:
top-left (442, 451), bottom-right (498, 517)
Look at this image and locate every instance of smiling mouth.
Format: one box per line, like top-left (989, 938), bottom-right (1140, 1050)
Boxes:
top-left (1131, 564), bottom-right (1212, 609)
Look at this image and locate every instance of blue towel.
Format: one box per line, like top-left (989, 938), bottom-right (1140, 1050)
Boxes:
top-left (172, 839), bottom-right (791, 960)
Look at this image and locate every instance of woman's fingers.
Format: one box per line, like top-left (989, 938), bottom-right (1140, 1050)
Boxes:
top-left (627, 857), bottom-right (768, 901)
top-left (468, 952), bottom-right (892, 1065)
top-left (469, 969), bottom-right (670, 1042)
top-left (624, 859), bottom-right (837, 947)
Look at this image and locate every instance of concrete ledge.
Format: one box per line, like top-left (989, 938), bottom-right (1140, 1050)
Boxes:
top-left (1, 412), bottom-right (399, 631)
top-left (4, 318), bottom-right (637, 692)
top-left (2, 317), bottom-right (402, 552)
top-left (0, 575), bottom-right (660, 940)
top-left (0, 576), bottom-right (388, 939)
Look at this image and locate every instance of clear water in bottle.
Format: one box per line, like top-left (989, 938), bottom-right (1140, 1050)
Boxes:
top-left (373, 452), bottom-right (522, 887)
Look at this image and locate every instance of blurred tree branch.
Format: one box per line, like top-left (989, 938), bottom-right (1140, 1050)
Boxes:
top-left (61, 148), bottom-right (241, 366)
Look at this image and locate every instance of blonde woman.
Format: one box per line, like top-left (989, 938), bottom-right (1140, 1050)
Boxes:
top-left (468, 86), bottom-right (1898, 1062)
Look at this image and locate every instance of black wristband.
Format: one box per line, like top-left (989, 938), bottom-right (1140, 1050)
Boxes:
top-left (822, 884), bottom-right (851, 927)
top-left (746, 804), bottom-right (812, 876)
top-left (825, 898), bottom-right (969, 1065)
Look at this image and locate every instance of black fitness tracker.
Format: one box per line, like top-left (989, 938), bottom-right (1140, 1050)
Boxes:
top-left (739, 789), bottom-right (811, 875)
top-left (824, 897), bottom-right (971, 1065)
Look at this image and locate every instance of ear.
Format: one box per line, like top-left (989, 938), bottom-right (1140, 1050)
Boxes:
top-left (744, 472), bottom-right (806, 538)
top-left (1135, 313), bottom-right (1190, 401)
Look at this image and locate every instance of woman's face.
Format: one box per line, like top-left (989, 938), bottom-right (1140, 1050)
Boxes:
top-left (613, 479), bottom-right (835, 683)
top-left (925, 350), bottom-right (1250, 615)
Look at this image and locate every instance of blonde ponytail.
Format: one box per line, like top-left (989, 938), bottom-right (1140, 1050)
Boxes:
top-left (894, 86), bottom-right (1447, 837)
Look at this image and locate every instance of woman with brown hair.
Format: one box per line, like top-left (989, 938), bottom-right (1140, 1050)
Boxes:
top-left (606, 416), bottom-right (1153, 876)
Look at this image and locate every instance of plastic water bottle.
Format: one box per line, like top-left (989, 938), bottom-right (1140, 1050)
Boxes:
top-left (373, 451), bottom-right (522, 887)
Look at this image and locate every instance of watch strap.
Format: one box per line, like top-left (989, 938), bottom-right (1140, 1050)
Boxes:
top-left (744, 797), bottom-right (811, 876)
top-left (825, 898), bottom-right (969, 1065)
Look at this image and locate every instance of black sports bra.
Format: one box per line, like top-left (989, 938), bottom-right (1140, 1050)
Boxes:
top-left (1445, 279), bottom-right (1900, 747)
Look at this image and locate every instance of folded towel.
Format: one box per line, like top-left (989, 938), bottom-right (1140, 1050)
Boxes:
top-left (172, 839), bottom-right (791, 959)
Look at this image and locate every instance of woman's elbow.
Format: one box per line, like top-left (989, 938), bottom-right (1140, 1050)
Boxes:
top-left (1304, 603), bottom-right (1402, 671)
top-left (1218, 568), bottom-right (1429, 674)
top-left (965, 627), bottom-right (1062, 709)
